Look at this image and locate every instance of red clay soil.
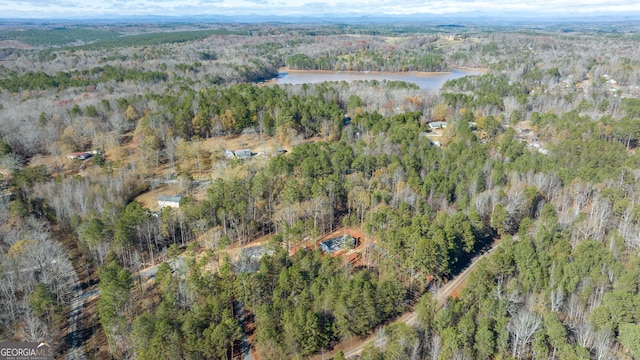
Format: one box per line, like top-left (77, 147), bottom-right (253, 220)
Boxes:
top-left (449, 276), bottom-right (469, 299)
top-left (247, 227), bottom-right (371, 359)
top-left (308, 336), bottom-right (364, 360)
top-left (311, 227), bottom-right (365, 243)
top-left (287, 227), bottom-right (369, 261)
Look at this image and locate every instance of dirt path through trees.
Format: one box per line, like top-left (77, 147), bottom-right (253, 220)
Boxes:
top-left (336, 242), bottom-right (502, 358)
top-left (49, 229), bottom-right (96, 360)
top-left (66, 282), bottom-right (96, 360)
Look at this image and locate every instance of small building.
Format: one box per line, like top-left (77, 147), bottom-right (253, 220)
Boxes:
top-left (67, 152), bottom-right (92, 160)
top-left (234, 149), bottom-right (252, 159)
top-left (235, 245), bottom-right (276, 273)
top-left (224, 149), bottom-right (252, 160)
top-left (158, 195), bottom-right (183, 209)
top-left (320, 235), bottom-right (356, 253)
top-left (428, 121), bottom-right (448, 130)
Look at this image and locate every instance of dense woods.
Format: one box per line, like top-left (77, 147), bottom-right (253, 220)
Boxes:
top-left (2, 20), bottom-right (640, 360)
top-left (0, 65), bottom-right (168, 92)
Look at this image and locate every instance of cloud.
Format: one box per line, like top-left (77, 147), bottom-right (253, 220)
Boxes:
top-left (1, 0), bottom-right (639, 18)
top-left (196, 0), bottom-right (225, 4)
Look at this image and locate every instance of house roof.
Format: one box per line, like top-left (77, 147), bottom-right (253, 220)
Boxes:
top-left (428, 121), bottom-right (448, 129)
top-left (234, 245), bottom-right (276, 273)
top-left (320, 235), bottom-right (355, 253)
top-left (69, 151), bottom-right (91, 156)
top-left (158, 195), bottom-right (183, 203)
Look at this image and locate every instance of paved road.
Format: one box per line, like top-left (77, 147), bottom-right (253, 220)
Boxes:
top-left (343, 243), bottom-right (501, 358)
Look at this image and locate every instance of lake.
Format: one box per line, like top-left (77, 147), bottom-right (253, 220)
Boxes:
top-left (273, 68), bottom-right (485, 90)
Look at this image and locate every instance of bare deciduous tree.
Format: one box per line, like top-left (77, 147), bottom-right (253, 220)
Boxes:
top-left (507, 308), bottom-right (541, 359)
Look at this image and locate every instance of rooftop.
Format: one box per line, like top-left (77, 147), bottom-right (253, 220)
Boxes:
top-left (320, 235), bottom-right (356, 253)
top-left (158, 195), bottom-right (183, 203)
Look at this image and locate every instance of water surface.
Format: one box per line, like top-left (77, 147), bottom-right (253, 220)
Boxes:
top-left (274, 69), bottom-right (484, 90)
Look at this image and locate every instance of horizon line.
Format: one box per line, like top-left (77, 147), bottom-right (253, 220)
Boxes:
top-left (1, 11), bottom-right (640, 22)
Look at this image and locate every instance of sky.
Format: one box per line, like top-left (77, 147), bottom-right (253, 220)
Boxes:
top-left (1, 0), bottom-right (639, 19)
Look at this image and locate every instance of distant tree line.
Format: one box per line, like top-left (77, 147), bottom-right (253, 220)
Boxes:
top-left (286, 50), bottom-right (447, 72)
top-left (0, 65), bottom-right (168, 92)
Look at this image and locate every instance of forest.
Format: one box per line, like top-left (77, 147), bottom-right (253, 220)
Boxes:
top-left (1, 20), bottom-right (640, 360)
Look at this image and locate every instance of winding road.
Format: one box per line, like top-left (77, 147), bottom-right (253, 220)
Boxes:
top-left (62, 238), bottom-right (494, 359)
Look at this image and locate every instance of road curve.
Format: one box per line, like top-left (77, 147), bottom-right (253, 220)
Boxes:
top-left (343, 244), bottom-right (500, 358)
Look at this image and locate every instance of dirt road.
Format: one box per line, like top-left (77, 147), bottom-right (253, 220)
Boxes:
top-left (343, 244), bottom-right (500, 358)
top-left (65, 277), bottom-right (89, 360)
top-left (235, 302), bottom-right (254, 360)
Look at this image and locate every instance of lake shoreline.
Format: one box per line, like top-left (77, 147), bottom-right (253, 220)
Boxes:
top-left (279, 67), bottom-right (450, 76)
top-left (278, 66), bottom-right (487, 77)
top-left (265, 67), bottom-right (486, 90)
top-left (451, 66), bottom-right (489, 73)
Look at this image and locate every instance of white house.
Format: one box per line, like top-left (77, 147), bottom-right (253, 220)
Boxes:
top-left (158, 195), bottom-right (183, 209)
top-left (428, 121), bottom-right (448, 130)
